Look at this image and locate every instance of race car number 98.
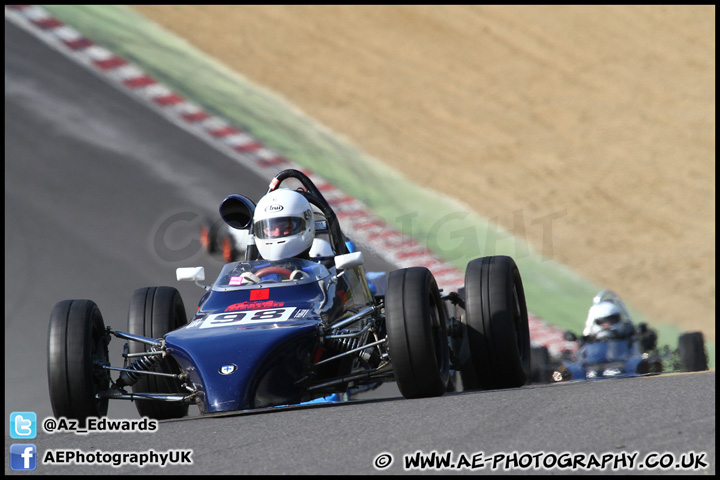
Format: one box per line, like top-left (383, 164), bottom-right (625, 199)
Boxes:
top-left (199, 308), bottom-right (296, 329)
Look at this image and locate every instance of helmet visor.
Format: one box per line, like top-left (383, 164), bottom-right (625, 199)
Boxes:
top-left (595, 313), bottom-right (621, 325)
top-left (254, 216), bottom-right (307, 239)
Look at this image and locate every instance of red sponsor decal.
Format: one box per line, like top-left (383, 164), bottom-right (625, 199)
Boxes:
top-left (250, 289), bottom-right (270, 301)
top-left (225, 300), bottom-right (285, 312)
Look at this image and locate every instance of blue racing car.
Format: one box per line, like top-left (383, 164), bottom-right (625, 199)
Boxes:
top-left (47, 169), bottom-right (531, 422)
top-left (530, 290), bottom-right (709, 383)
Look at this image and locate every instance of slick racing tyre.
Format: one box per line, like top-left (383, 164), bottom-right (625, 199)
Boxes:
top-left (463, 256), bottom-right (530, 389)
top-left (677, 331), bottom-right (708, 372)
top-left (47, 299), bottom-right (110, 425)
top-left (386, 267), bottom-right (450, 398)
top-left (128, 286), bottom-right (189, 419)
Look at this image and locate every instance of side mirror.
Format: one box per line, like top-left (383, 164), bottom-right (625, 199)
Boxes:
top-left (335, 251), bottom-right (364, 270)
top-left (220, 194), bottom-right (256, 229)
top-left (176, 266), bottom-right (205, 282)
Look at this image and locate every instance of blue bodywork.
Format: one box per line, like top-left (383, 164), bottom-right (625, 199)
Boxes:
top-left (165, 318), bottom-right (320, 412)
top-left (164, 257), bottom-right (374, 413)
top-left (562, 338), bottom-right (648, 380)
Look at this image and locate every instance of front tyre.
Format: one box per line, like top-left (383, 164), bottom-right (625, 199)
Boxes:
top-left (386, 267), bottom-right (450, 398)
top-left (128, 287), bottom-right (189, 419)
top-left (464, 256), bottom-right (530, 389)
top-left (47, 300), bottom-right (110, 425)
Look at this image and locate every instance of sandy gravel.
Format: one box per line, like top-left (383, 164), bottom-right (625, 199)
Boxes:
top-left (132, 5), bottom-right (715, 342)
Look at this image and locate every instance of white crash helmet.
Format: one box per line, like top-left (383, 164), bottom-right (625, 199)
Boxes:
top-left (253, 189), bottom-right (315, 261)
top-left (309, 237), bottom-right (334, 259)
top-left (588, 301), bottom-right (622, 327)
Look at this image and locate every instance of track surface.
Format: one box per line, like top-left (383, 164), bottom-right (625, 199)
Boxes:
top-left (4, 20), bottom-right (715, 475)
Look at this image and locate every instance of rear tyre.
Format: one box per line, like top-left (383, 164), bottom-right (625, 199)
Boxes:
top-left (677, 332), bottom-right (708, 372)
top-left (449, 288), bottom-right (483, 391)
top-left (128, 287), bottom-right (189, 419)
top-left (464, 256), bottom-right (530, 389)
top-left (48, 300), bottom-right (110, 425)
top-left (386, 267), bottom-right (450, 398)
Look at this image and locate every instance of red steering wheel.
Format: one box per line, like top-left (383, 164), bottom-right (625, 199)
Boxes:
top-left (254, 266), bottom-right (293, 279)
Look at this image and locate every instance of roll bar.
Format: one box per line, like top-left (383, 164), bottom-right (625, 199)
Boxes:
top-left (264, 169), bottom-right (350, 258)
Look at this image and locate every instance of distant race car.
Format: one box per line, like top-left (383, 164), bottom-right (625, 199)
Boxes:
top-left (529, 290), bottom-right (708, 383)
top-left (47, 169), bottom-right (531, 422)
top-left (200, 215), bottom-right (247, 263)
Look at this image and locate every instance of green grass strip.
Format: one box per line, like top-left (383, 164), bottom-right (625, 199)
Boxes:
top-left (40, 5), bottom-right (713, 367)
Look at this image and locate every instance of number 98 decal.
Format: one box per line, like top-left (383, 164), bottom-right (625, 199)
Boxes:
top-left (199, 308), bottom-right (296, 329)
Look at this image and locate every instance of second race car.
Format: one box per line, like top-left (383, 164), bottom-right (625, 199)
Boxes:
top-left (530, 290), bottom-right (708, 383)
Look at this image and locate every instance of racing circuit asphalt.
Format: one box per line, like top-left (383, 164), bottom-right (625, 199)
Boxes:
top-left (4, 19), bottom-right (715, 475)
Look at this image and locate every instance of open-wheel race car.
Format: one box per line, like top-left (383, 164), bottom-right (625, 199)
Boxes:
top-left (530, 290), bottom-right (708, 383)
top-left (47, 169), bottom-right (531, 422)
